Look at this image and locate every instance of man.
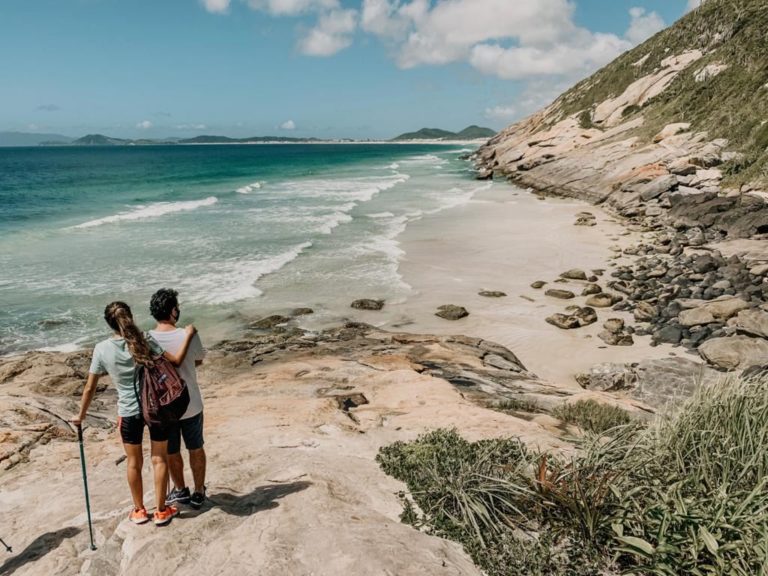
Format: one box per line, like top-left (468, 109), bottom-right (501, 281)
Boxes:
top-left (149, 288), bottom-right (207, 509)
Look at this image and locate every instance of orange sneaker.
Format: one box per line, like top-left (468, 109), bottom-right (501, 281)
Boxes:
top-left (153, 505), bottom-right (179, 526)
top-left (129, 507), bottom-right (150, 525)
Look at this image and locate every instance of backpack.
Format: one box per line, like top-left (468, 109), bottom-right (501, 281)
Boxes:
top-left (133, 355), bottom-right (190, 427)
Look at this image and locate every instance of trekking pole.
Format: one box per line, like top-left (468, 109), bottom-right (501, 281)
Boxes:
top-left (76, 424), bottom-right (97, 551)
top-left (0, 537), bottom-right (11, 553)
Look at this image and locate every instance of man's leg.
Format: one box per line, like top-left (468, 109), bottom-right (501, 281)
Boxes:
top-left (167, 421), bottom-right (187, 491)
top-left (150, 439), bottom-right (170, 512)
top-left (188, 447), bottom-right (206, 494)
top-left (169, 452), bottom-right (186, 490)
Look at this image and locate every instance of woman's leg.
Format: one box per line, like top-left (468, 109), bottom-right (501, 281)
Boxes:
top-left (123, 443), bottom-right (145, 510)
top-left (150, 440), bottom-right (170, 512)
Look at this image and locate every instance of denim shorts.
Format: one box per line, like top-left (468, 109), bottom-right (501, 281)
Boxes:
top-left (167, 411), bottom-right (205, 455)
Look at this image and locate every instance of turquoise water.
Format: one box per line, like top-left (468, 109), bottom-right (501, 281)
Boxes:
top-left (0, 144), bottom-right (485, 354)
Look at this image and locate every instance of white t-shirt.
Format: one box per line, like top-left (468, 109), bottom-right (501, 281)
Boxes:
top-left (149, 329), bottom-right (205, 419)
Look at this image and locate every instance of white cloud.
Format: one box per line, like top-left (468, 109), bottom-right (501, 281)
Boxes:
top-left (470, 32), bottom-right (631, 80)
top-left (280, 120), bottom-right (296, 130)
top-left (626, 7), bottom-right (665, 44)
top-left (136, 120), bottom-right (153, 129)
top-left (202, 0), bottom-right (231, 14)
top-left (686, 0), bottom-right (702, 12)
top-left (298, 8), bottom-right (357, 56)
top-left (357, 0), bottom-right (659, 81)
top-left (175, 123), bottom-right (208, 130)
top-left (247, 0), bottom-right (338, 16)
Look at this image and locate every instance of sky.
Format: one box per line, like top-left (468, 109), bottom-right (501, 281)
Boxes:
top-left (0, 0), bottom-right (700, 139)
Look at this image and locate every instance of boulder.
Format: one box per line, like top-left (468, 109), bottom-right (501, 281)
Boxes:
top-left (545, 289), bottom-right (575, 300)
top-left (576, 357), bottom-right (719, 409)
top-left (569, 306), bottom-right (598, 326)
top-left (351, 299), bottom-right (385, 311)
top-left (638, 174), bottom-right (678, 201)
top-left (546, 313), bottom-right (581, 330)
top-left (291, 308), bottom-right (315, 317)
top-left (699, 336), bottom-right (768, 370)
top-left (603, 318), bottom-right (625, 334)
top-left (531, 281), bottom-right (547, 289)
top-left (598, 331), bottom-right (634, 346)
top-left (654, 325), bottom-right (683, 344)
top-left (730, 309), bottom-right (768, 338)
top-left (679, 307), bottom-right (716, 327)
top-left (702, 296), bottom-right (750, 320)
top-left (633, 302), bottom-right (658, 322)
top-left (435, 305), bottom-right (469, 320)
top-left (560, 269), bottom-right (588, 281)
top-left (546, 306), bottom-right (597, 330)
top-left (668, 158), bottom-right (697, 176)
top-left (586, 293), bottom-right (622, 308)
top-left (581, 284), bottom-right (602, 296)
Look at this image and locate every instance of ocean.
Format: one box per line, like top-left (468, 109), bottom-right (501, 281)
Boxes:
top-left (0, 143), bottom-right (489, 355)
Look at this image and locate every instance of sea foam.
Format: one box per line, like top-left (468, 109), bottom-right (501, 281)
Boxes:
top-left (73, 196), bottom-right (219, 229)
top-left (191, 241), bottom-right (313, 304)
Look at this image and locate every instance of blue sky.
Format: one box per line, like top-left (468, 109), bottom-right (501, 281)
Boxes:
top-left (0, 0), bottom-right (695, 139)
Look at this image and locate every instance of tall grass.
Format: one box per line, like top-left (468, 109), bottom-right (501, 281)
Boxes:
top-left (377, 376), bottom-right (768, 575)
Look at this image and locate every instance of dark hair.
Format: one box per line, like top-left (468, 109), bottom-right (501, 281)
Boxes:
top-left (150, 288), bottom-right (179, 322)
top-left (104, 301), bottom-right (154, 366)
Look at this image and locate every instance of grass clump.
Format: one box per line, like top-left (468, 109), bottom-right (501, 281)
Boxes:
top-left (377, 376), bottom-right (768, 575)
top-left (553, 399), bottom-right (631, 434)
top-left (494, 397), bottom-right (541, 414)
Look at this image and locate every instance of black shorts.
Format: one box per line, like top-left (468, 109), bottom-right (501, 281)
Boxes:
top-left (119, 414), bottom-right (169, 444)
top-left (167, 411), bottom-right (205, 455)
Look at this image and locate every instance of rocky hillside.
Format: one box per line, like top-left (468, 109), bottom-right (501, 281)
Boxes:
top-left (476, 0), bottom-right (768, 196)
top-left (474, 0), bottom-right (768, 376)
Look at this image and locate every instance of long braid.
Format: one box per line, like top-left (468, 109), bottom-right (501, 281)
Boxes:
top-left (104, 302), bottom-right (155, 366)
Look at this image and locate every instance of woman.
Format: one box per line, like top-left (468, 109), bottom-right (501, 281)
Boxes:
top-left (73, 301), bottom-right (196, 526)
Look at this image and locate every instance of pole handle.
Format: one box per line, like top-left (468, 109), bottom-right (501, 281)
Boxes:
top-left (77, 422), bottom-right (84, 442)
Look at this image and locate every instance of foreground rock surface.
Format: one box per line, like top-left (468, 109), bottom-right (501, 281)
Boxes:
top-left (2, 323), bottom-right (630, 576)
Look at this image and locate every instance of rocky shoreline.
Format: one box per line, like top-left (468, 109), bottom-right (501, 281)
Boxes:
top-left (472, 122), bottom-right (768, 378)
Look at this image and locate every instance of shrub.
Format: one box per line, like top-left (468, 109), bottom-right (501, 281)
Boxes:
top-left (378, 375), bottom-right (768, 575)
top-left (552, 399), bottom-right (631, 434)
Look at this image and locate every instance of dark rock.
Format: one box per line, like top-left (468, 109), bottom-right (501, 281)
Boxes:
top-left (560, 269), bottom-right (588, 281)
top-left (603, 318), bottom-right (625, 334)
top-left (598, 331), bottom-right (634, 346)
top-left (581, 284), bottom-right (602, 296)
top-left (586, 293), bottom-right (622, 308)
top-left (545, 289), bottom-right (575, 300)
top-left (351, 299), bottom-right (385, 311)
top-left (435, 305), bottom-right (469, 320)
top-left (291, 307), bottom-right (315, 317)
top-left (653, 325), bottom-right (683, 345)
top-left (531, 281), bottom-right (547, 289)
top-left (478, 290), bottom-right (507, 298)
top-left (546, 314), bottom-right (581, 330)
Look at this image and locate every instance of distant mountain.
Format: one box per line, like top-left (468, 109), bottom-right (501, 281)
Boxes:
top-left (0, 131), bottom-right (73, 147)
top-left (393, 126), bottom-right (496, 141)
top-left (178, 135), bottom-right (323, 144)
top-left (73, 134), bottom-right (131, 146)
top-left (455, 125), bottom-right (497, 139)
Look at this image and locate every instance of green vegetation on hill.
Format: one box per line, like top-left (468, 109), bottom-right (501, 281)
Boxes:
top-left (456, 125), bottom-right (497, 139)
top-left (393, 126), bottom-right (496, 141)
top-left (548, 0), bottom-right (768, 185)
top-left (378, 375), bottom-right (768, 575)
